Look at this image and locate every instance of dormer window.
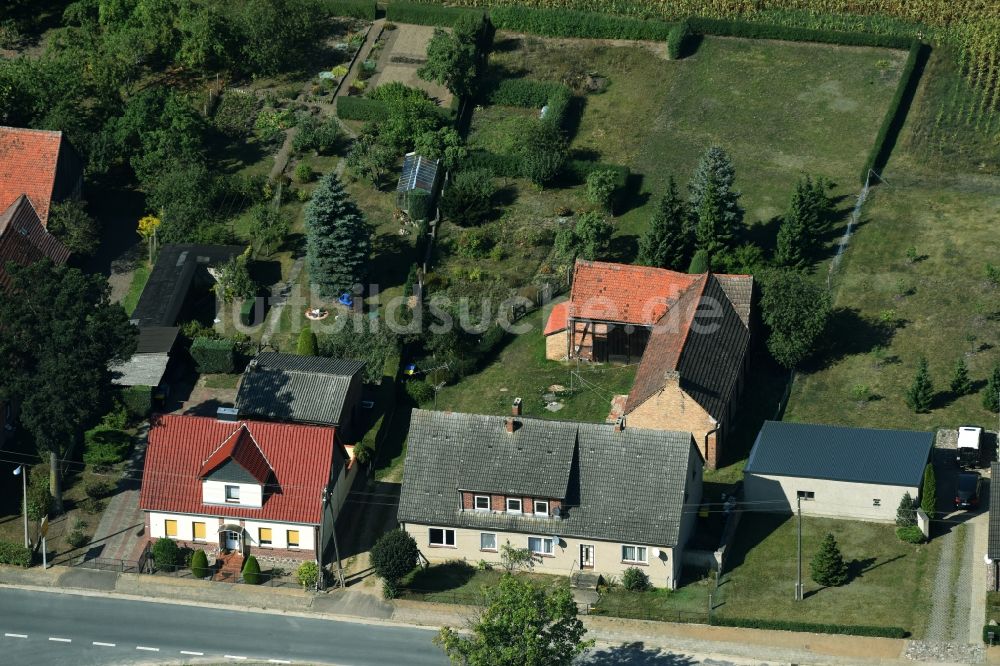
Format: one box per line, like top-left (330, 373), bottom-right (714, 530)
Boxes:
top-left (533, 500), bottom-right (549, 516)
top-left (225, 485), bottom-right (240, 503)
top-left (474, 495), bottom-right (490, 511)
top-left (506, 498), bottom-right (522, 514)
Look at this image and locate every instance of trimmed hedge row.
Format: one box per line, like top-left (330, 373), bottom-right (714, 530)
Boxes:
top-left (667, 19), bottom-right (694, 59)
top-left (337, 96), bottom-right (390, 122)
top-left (484, 79), bottom-right (570, 108)
top-left (860, 40), bottom-right (928, 182)
top-left (190, 337), bottom-right (236, 374)
top-left (489, 6), bottom-right (674, 40)
top-left (121, 385), bottom-right (152, 419)
top-left (562, 159), bottom-right (629, 188)
top-left (385, 3), bottom-right (485, 27)
top-left (0, 540), bottom-right (32, 567)
top-left (322, 0), bottom-right (376, 19)
top-left (688, 17), bottom-right (913, 49)
top-left (710, 617), bottom-right (908, 638)
top-left (543, 86), bottom-right (572, 130)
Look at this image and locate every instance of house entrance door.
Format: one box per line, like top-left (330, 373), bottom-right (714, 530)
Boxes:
top-left (224, 531), bottom-right (239, 550)
top-left (580, 544), bottom-right (595, 569)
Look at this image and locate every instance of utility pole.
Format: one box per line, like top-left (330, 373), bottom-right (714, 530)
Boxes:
top-left (795, 494), bottom-right (803, 601)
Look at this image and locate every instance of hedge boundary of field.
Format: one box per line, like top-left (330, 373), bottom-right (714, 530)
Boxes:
top-left (385, 3), bottom-right (485, 27)
top-left (322, 0), bottom-right (377, 20)
top-left (710, 617), bottom-right (909, 639)
top-left (489, 6), bottom-right (674, 40)
top-left (688, 17), bottom-right (912, 49)
top-left (337, 95), bottom-right (456, 124)
top-left (859, 40), bottom-right (928, 182)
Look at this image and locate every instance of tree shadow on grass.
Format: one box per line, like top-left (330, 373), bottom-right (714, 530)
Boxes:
top-left (720, 513), bottom-right (789, 574)
top-left (615, 173), bottom-right (649, 217)
top-left (608, 234), bottom-right (638, 264)
top-left (805, 307), bottom-right (894, 372)
top-left (405, 560), bottom-right (477, 594)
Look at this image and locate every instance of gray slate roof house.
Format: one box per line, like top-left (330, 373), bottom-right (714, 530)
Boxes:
top-left (398, 410), bottom-right (699, 549)
top-left (236, 352), bottom-right (365, 437)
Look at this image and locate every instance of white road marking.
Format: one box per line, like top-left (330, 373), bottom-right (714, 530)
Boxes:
top-left (180, 651), bottom-right (204, 656)
top-left (225, 656), bottom-right (248, 660)
top-left (136, 646), bottom-right (159, 651)
top-left (4, 633), bottom-right (27, 638)
top-left (48, 637), bottom-right (72, 643)
top-left (268, 660), bottom-right (292, 664)
top-left (93, 641), bottom-right (116, 647)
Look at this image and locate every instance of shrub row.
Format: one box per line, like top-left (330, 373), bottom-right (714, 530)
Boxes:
top-left (860, 40), bottom-right (928, 182)
top-left (562, 159), bottom-right (630, 188)
top-left (190, 337), bottom-right (236, 374)
top-left (337, 96), bottom-right (390, 122)
top-left (543, 86), bottom-right (572, 130)
top-left (489, 6), bottom-right (675, 40)
top-left (463, 149), bottom-right (521, 178)
top-left (687, 17), bottom-right (913, 49)
top-left (322, 0), bottom-right (377, 20)
top-left (0, 540), bottom-right (32, 567)
top-left (120, 385), bottom-right (152, 419)
top-left (710, 617), bottom-right (908, 638)
top-left (484, 78), bottom-right (570, 108)
top-left (385, 3), bottom-right (485, 27)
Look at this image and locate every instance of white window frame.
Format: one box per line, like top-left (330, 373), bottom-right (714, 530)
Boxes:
top-left (621, 544), bottom-right (648, 564)
top-left (533, 500), bottom-right (549, 515)
top-left (429, 527), bottom-right (456, 547)
top-left (480, 532), bottom-right (497, 552)
top-left (506, 498), bottom-right (522, 514)
top-left (225, 485), bottom-right (240, 503)
top-left (796, 490), bottom-right (815, 500)
top-left (474, 495), bottom-right (490, 511)
top-left (527, 536), bottom-right (554, 556)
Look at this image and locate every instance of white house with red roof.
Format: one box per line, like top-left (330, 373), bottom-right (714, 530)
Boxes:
top-left (139, 414), bottom-right (357, 566)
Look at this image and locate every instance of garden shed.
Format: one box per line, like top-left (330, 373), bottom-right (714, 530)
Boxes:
top-left (396, 152), bottom-right (440, 217)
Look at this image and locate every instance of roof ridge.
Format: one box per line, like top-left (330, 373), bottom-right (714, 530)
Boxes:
top-left (0, 126), bottom-right (63, 136)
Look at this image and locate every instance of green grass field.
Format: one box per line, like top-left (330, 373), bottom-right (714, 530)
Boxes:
top-left (401, 561), bottom-right (566, 604)
top-left (785, 48), bottom-right (1000, 432)
top-left (718, 514), bottom-right (940, 636)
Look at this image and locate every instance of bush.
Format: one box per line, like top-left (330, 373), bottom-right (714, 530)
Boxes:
top-left (83, 427), bottom-right (132, 467)
top-left (586, 168), bottom-right (618, 211)
top-left (370, 529), bottom-right (419, 586)
top-left (483, 79), bottom-right (569, 107)
top-left (190, 337), bottom-right (236, 374)
top-left (384, 3), bottom-right (484, 27)
top-left (490, 7), bottom-right (674, 40)
top-left (622, 566), bottom-right (650, 592)
top-left (688, 249), bottom-right (709, 273)
top-left (213, 90), bottom-right (262, 138)
top-left (462, 150), bottom-right (521, 178)
top-left (152, 537), bottom-right (180, 569)
top-left (407, 188), bottom-right (432, 221)
top-left (294, 115), bottom-right (342, 155)
top-left (336, 96), bottom-right (389, 122)
top-left (191, 549), bottom-right (210, 578)
top-left (79, 497), bottom-right (104, 514)
top-left (294, 162), bottom-right (314, 183)
top-left (24, 476), bottom-right (51, 522)
top-left (297, 329), bottom-right (318, 356)
top-left (896, 525), bottom-right (925, 544)
top-left (667, 19), bottom-right (694, 59)
top-left (121, 385), bottom-right (152, 419)
top-left (382, 579), bottom-right (399, 599)
top-left (296, 560), bottom-right (320, 589)
top-left (561, 160), bottom-right (629, 188)
top-left (322, 0), bottom-right (376, 20)
top-left (405, 379), bottom-right (435, 404)
top-left (85, 480), bottom-right (116, 500)
top-left (688, 17), bottom-right (912, 49)
top-left (440, 168), bottom-right (495, 226)
top-left (67, 530), bottom-right (89, 548)
top-left (100, 400), bottom-right (129, 430)
top-left (542, 86), bottom-right (572, 130)
top-left (0, 540), bottom-right (32, 567)
top-left (859, 40), bottom-right (927, 182)
top-left (242, 555), bottom-right (261, 584)
top-left (709, 617), bottom-right (908, 638)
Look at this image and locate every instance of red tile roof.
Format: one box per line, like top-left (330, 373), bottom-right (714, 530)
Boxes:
top-left (198, 425), bottom-right (273, 484)
top-left (0, 127), bottom-right (69, 225)
top-left (140, 415), bottom-right (337, 525)
top-left (543, 301), bottom-right (568, 335)
top-left (0, 196), bottom-right (70, 292)
top-left (567, 260), bottom-right (700, 326)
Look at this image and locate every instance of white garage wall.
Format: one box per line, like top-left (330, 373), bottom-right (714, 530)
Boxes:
top-left (743, 473), bottom-right (919, 522)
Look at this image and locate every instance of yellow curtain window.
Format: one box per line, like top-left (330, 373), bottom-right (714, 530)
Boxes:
top-left (193, 522), bottom-right (206, 540)
top-left (287, 530), bottom-right (300, 548)
top-left (259, 528), bottom-right (272, 545)
top-left (164, 520), bottom-right (177, 537)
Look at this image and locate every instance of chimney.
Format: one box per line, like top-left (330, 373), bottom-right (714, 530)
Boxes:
top-left (615, 416), bottom-right (625, 432)
top-left (512, 397), bottom-right (523, 416)
top-left (505, 417), bottom-right (519, 434)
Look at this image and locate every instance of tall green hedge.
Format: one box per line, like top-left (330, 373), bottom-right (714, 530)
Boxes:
top-left (385, 3), bottom-right (485, 27)
top-left (490, 6), bottom-right (674, 40)
top-left (860, 40), bottom-right (928, 182)
top-left (322, 0), bottom-right (376, 19)
top-left (121, 385), bottom-right (152, 418)
top-left (484, 79), bottom-right (569, 107)
top-left (688, 16), bottom-right (912, 49)
top-left (0, 540), bottom-right (32, 567)
top-left (190, 337), bottom-right (236, 374)
top-left (337, 96), bottom-right (390, 122)
top-left (709, 616), bottom-right (908, 638)
top-left (667, 19), bottom-right (694, 59)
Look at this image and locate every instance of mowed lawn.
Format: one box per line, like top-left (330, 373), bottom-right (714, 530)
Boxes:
top-left (718, 513), bottom-right (940, 635)
top-left (490, 33), bottom-right (906, 239)
top-left (432, 306), bottom-right (636, 423)
top-left (785, 48), bottom-right (1000, 431)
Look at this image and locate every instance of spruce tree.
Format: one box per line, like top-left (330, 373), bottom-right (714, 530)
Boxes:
top-left (636, 176), bottom-right (692, 270)
top-left (694, 179), bottom-right (726, 259)
top-left (810, 533), bottom-right (848, 587)
top-left (920, 463), bottom-right (936, 516)
top-left (297, 329), bottom-right (318, 356)
top-left (774, 214), bottom-right (807, 267)
top-left (984, 363), bottom-right (1000, 412)
top-left (688, 249), bottom-right (709, 274)
top-left (775, 175), bottom-right (828, 267)
top-left (950, 357), bottom-right (972, 396)
top-left (905, 357), bottom-right (934, 413)
top-left (689, 145), bottom-right (743, 241)
top-left (305, 172), bottom-right (372, 299)
top-left (895, 492), bottom-right (916, 527)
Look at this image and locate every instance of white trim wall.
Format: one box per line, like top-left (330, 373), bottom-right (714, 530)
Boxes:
top-left (743, 473), bottom-right (919, 522)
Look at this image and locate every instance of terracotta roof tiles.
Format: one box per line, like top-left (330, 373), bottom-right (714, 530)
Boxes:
top-left (0, 126), bottom-right (75, 225)
top-left (567, 260), bottom-right (700, 326)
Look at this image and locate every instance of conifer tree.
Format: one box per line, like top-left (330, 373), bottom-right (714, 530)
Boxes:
top-left (774, 214), bottom-right (807, 267)
top-left (895, 492), bottom-right (916, 527)
top-left (810, 533), bottom-right (848, 587)
top-left (305, 172), bottom-right (372, 299)
top-left (920, 463), bottom-right (936, 516)
top-left (950, 356), bottom-right (972, 396)
top-left (636, 176), bottom-right (692, 270)
top-left (694, 179), bottom-right (726, 259)
top-left (984, 363), bottom-right (1000, 412)
top-left (689, 146), bottom-right (743, 242)
top-left (905, 357), bottom-right (934, 413)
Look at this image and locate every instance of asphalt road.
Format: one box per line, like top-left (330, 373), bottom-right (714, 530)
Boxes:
top-left (0, 588), bottom-right (446, 666)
